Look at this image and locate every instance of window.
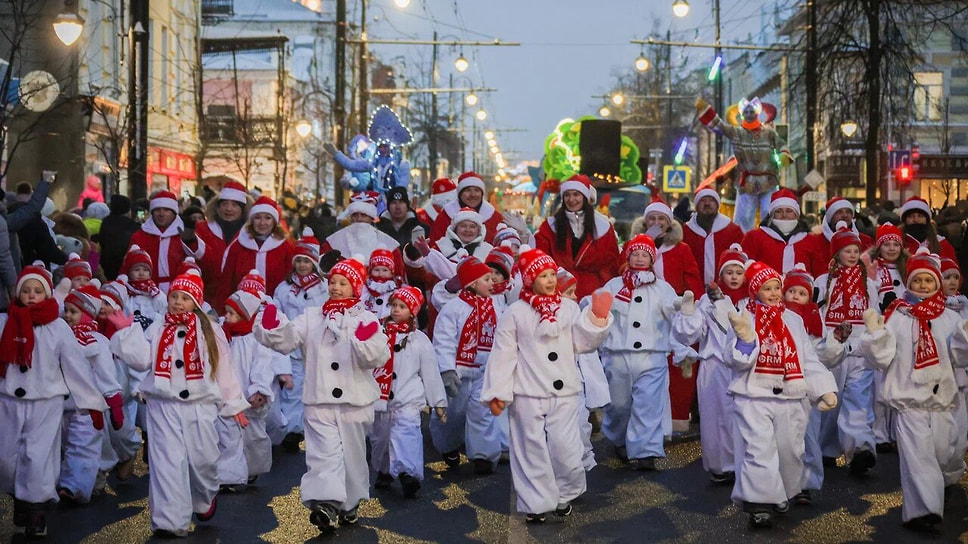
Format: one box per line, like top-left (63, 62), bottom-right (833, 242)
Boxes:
top-left (160, 26), bottom-right (168, 108)
top-left (914, 71), bottom-right (943, 122)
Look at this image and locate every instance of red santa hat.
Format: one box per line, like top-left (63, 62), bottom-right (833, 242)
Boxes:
top-left (455, 255), bottom-right (494, 290)
top-left (17, 261), bottom-right (54, 297)
top-left (456, 171), bottom-right (486, 195)
top-left (149, 190), bottom-right (179, 213)
top-left (694, 187), bottom-right (721, 206)
top-left (769, 188), bottom-right (800, 216)
top-left (906, 248), bottom-right (942, 287)
top-left (65, 285), bottom-right (103, 319)
top-left (294, 227), bottom-right (321, 265)
top-left (330, 256), bottom-right (368, 298)
top-left (875, 222), bottom-right (902, 246)
top-left (64, 253), bottom-right (93, 280)
top-left (226, 290), bottom-right (262, 321)
top-left (431, 177), bottom-right (458, 207)
top-left (390, 285), bottom-right (424, 317)
top-left (560, 174), bottom-right (597, 205)
top-left (170, 269), bottom-right (204, 309)
top-left (556, 267), bottom-right (578, 293)
top-left (121, 244), bottom-right (153, 274)
top-left (622, 234), bottom-right (657, 264)
top-left (717, 243), bottom-right (748, 275)
top-left (830, 221), bottom-right (861, 257)
top-left (900, 196), bottom-right (931, 220)
top-left (941, 257), bottom-right (960, 277)
top-left (238, 269), bottom-right (266, 296)
top-left (451, 207), bottom-right (486, 237)
top-left (249, 195), bottom-right (280, 222)
top-left (783, 263), bottom-right (815, 294)
top-left (218, 181), bottom-right (249, 204)
top-left (492, 223), bottom-right (522, 248)
top-left (100, 278), bottom-right (129, 311)
top-left (368, 248), bottom-right (396, 273)
top-left (346, 191), bottom-right (380, 220)
top-left (643, 193), bottom-right (673, 222)
top-left (745, 260), bottom-right (782, 297)
top-left (178, 257), bottom-right (201, 276)
top-left (485, 245), bottom-right (515, 279)
top-left (517, 245), bottom-right (557, 288)
top-left (824, 197), bottom-right (855, 222)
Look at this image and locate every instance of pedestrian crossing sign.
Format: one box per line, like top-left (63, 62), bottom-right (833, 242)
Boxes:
top-left (662, 165), bottom-right (692, 193)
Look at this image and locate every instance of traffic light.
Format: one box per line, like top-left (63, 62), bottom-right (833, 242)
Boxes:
top-left (897, 165), bottom-right (913, 184)
top-left (911, 144), bottom-right (920, 177)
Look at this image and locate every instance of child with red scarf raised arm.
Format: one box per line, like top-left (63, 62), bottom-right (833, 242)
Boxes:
top-left (271, 229), bottom-right (328, 452)
top-left (58, 285), bottom-right (126, 504)
top-left (672, 243), bottom-right (750, 486)
top-left (725, 261), bottom-right (838, 529)
top-left (430, 256), bottom-right (503, 475)
top-left (362, 248), bottom-right (399, 321)
top-left (370, 286), bottom-right (448, 498)
top-left (558, 267), bottom-right (611, 472)
top-left (815, 222), bottom-right (880, 476)
top-left (109, 269), bottom-right (249, 538)
top-left (254, 256), bottom-right (389, 535)
top-left (860, 249), bottom-right (968, 535)
top-left (0, 263), bottom-right (107, 539)
top-left (483, 246), bottom-right (613, 523)
top-left (599, 234), bottom-right (680, 471)
top-left (782, 265), bottom-right (850, 506)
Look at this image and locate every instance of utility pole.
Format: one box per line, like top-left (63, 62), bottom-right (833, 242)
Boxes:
top-left (713, 0), bottom-right (723, 167)
top-left (429, 31), bottom-right (439, 178)
top-left (805, 0), bottom-right (817, 172)
top-left (127, 0), bottom-right (149, 202)
top-left (358, 0), bottom-right (368, 135)
top-left (334, 0), bottom-right (347, 205)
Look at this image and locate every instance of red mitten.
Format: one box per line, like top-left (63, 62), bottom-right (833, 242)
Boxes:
top-left (105, 393), bottom-right (125, 430)
top-left (355, 320), bottom-right (379, 341)
top-left (89, 410), bottom-right (104, 430)
top-left (489, 398), bottom-right (506, 417)
top-left (591, 289), bottom-right (613, 320)
top-left (261, 304), bottom-right (280, 330)
top-left (107, 311), bottom-right (135, 330)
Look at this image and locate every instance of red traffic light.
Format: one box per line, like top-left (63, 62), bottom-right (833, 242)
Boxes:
top-left (897, 166), bottom-right (913, 183)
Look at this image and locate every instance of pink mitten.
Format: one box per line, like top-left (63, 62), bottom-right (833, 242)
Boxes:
top-left (107, 311), bottom-right (135, 330)
top-left (261, 304), bottom-right (280, 329)
top-left (355, 320), bottom-right (379, 341)
top-left (105, 393), bottom-right (125, 430)
top-left (591, 289), bottom-right (613, 320)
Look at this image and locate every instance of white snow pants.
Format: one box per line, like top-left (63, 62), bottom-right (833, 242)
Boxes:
top-left (59, 408), bottom-right (103, 502)
top-left (429, 366), bottom-right (502, 464)
top-left (697, 359), bottom-right (735, 474)
top-left (802, 405), bottom-right (825, 491)
top-left (508, 395), bottom-right (585, 515)
top-left (819, 356), bottom-right (875, 461)
top-left (371, 403), bottom-right (425, 479)
top-left (0, 395), bottom-right (64, 504)
top-left (602, 351), bottom-right (671, 459)
top-left (577, 388), bottom-right (595, 471)
top-left (732, 396), bottom-right (807, 508)
top-left (896, 408), bottom-right (962, 522)
top-left (301, 403), bottom-right (373, 511)
top-left (872, 369), bottom-right (896, 444)
top-left (101, 397), bottom-right (142, 470)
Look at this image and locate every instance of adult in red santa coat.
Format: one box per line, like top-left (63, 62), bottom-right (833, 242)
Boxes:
top-left (740, 188), bottom-right (827, 277)
top-left (816, 196), bottom-right (874, 265)
top-left (320, 191), bottom-right (405, 281)
top-left (215, 196), bottom-right (295, 312)
top-left (898, 196), bottom-right (957, 261)
top-left (192, 181), bottom-right (252, 303)
top-left (534, 174), bottom-right (621, 299)
top-left (126, 190), bottom-right (202, 292)
top-left (429, 171), bottom-right (504, 244)
top-left (416, 177), bottom-right (458, 227)
top-left (681, 187), bottom-right (744, 285)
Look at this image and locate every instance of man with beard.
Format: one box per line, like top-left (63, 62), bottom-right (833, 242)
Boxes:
top-left (681, 188), bottom-right (744, 285)
top-left (741, 188), bottom-right (826, 277)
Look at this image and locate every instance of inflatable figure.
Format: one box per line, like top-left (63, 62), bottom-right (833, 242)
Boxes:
top-left (323, 106), bottom-right (413, 199)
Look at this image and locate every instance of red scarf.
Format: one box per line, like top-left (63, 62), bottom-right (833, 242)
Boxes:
top-left (290, 273), bottom-right (322, 296)
top-left (456, 289), bottom-right (496, 367)
top-left (824, 264), bottom-right (868, 327)
top-left (98, 317), bottom-right (119, 339)
top-left (784, 301), bottom-right (823, 338)
top-left (222, 317), bottom-right (254, 339)
top-left (719, 282), bottom-right (747, 306)
top-left (156, 312), bottom-right (204, 382)
top-left (128, 279), bottom-right (160, 298)
top-left (752, 302), bottom-right (805, 392)
top-left (884, 290), bottom-right (947, 384)
top-left (492, 279), bottom-right (509, 295)
top-left (0, 298), bottom-right (60, 378)
top-left (375, 320), bottom-right (413, 401)
top-left (876, 259), bottom-right (897, 295)
top-left (322, 297), bottom-right (359, 321)
top-left (72, 319), bottom-right (100, 346)
top-left (520, 288), bottom-right (561, 325)
top-left (616, 268), bottom-right (656, 302)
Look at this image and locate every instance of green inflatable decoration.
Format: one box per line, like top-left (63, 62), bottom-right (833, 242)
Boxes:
top-left (541, 116), bottom-right (642, 184)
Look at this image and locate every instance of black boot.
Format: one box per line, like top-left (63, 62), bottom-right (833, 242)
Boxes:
top-left (399, 473), bottom-right (421, 498)
top-left (441, 449), bottom-right (461, 468)
top-left (309, 502), bottom-right (339, 533)
top-left (902, 514), bottom-right (942, 535)
top-left (23, 505), bottom-right (47, 539)
top-left (282, 432), bottom-right (303, 453)
top-left (849, 450), bottom-right (876, 476)
top-left (374, 472), bottom-right (394, 490)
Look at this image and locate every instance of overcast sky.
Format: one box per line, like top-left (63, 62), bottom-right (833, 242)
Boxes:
top-left (362, 0), bottom-right (783, 167)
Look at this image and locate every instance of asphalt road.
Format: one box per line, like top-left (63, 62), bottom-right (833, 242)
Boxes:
top-left (2, 423), bottom-right (967, 543)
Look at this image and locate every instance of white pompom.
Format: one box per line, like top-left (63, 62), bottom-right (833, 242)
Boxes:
top-left (791, 263), bottom-right (807, 272)
top-left (351, 253), bottom-right (366, 265)
top-left (835, 220), bottom-right (848, 231)
top-left (302, 226), bottom-right (314, 237)
top-left (129, 245), bottom-right (141, 251)
top-left (744, 259), bottom-right (756, 270)
top-left (519, 244), bottom-right (533, 254)
top-left (728, 243), bottom-right (743, 252)
top-left (248, 268), bottom-right (262, 276)
top-left (68, 252), bottom-right (81, 260)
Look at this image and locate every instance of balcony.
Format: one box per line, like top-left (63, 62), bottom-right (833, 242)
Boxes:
top-left (202, 116), bottom-right (280, 147)
top-left (202, 0), bottom-right (234, 22)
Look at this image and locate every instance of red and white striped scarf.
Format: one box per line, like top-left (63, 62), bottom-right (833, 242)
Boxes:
top-left (290, 273), bottom-right (322, 296)
top-left (884, 290), bottom-right (946, 384)
top-left (156, 312), bottom-right (204, 382)
top-left (824, 264), bottom-right (867, 327)
top-left (519, 287), bottom-right (561, 331)
top-left (876, 258), bottom-right (897, 295)
top-left (127, 279), bottom-right (161, 298)
top-left (72, 320), bottom-right (100, 346)
top-left (375, 320), bottom-right (412, 401)
top-left (456, 289), bottom-right (496, 367)
top-left (616, 268), bottom-right (656, 302)
top-left (752, 302), bottom-right (805, 393)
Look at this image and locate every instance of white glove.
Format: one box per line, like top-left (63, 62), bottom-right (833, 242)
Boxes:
top-left (680, 291), bottom-right (696, 316)
top-left (441, 370), bottom-right (460, 398)
top-left (53, 277), bottom-right (72, 305)
top-left (817, 392), bottom-right (838, 412)
top-left (728, 309), bottom-right (756, 343)
top-left (862, 308), bottom-right (884, 333)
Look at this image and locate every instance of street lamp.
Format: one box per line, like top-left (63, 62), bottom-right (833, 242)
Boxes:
top-left (476, 109), bottom-right (487, 121)
top-left (53, 1), bottom-right (85, 46)
top-left (484, 130), bottom-right (494, 140)
top-left (465, 91), bottom-right (478, 106)
top-left (634, 54), bottom-right (651, 72)
top-left (611, 92), bottom-right (625, 106)
top-left (672, 0), bottom-right (690, 18)
top-left (599, 105), bottom-right (611, 117)
top-left (295, 120), bottom-right (312, 138)
top-left (454, 52), bottom-right (469, 73)
top-left (840, 120), bottom-right (858, 138)
top-left (393, 0), bottom-right (411, 7)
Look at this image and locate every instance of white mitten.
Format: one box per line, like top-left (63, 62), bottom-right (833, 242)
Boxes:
top-left (862, 308), bottom-right (884, 333)
top-left (817, 392), bottom-right (838, 412)
top-left (728, 309), bottom-right (755, 343)
top-left (53, 277), bottom-right (72, 305)
top-left (680, 291), bottom-right (696, 316)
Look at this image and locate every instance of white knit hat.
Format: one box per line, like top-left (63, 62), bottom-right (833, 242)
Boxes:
top-left (450, 207), bottom-right (486, 237)
top-left (345, 191), bottom-right (380, 220)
